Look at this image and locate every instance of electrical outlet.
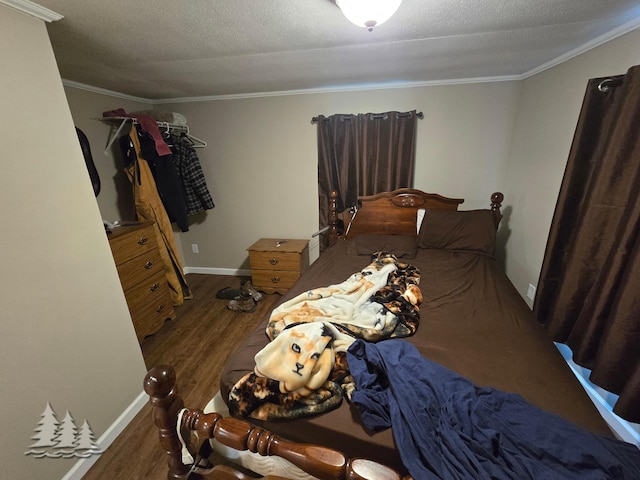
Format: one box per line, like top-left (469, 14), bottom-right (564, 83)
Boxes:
top-left (191, 243), bottom-right (199, 254)
top-left (526, 284), bottom-right (536, 300)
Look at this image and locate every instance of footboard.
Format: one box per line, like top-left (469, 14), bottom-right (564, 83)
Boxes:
top-left (144, 365), bottom-right (411, 480)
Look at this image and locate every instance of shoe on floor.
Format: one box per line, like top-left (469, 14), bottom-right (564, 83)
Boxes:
top-left (241, 280), bottom-right (263, 302)
top-left (216, 286), bottom-right (241, 300)
top-left (228, 295), bottom-right (257, 313)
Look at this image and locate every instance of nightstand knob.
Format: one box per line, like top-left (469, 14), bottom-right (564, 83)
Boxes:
top-left (138, 237), bottom-right (148, 245)
top-left (156, 305), bottom-right (165, 312)
top-left (270, 258), bottom-right (279, 265)
top-left (271, 277), bottom-right (280, 283)
top-left (144, 261), bottom-right (154, 269)
top-left (150, 283), bottom-right (160, 292)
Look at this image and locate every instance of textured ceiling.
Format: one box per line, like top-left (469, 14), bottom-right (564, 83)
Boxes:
top-left (33, 0), bottom-right (640, 100)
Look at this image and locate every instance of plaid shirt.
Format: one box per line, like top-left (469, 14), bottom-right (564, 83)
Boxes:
top-left (171, 135), bottom-right (215, 216)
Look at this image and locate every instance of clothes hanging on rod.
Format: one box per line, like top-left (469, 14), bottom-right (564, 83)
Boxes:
top-left (102, 108), bottom-right (214, 233)
top-left (118, 127), bottom-right (214, 228)
top-left (134, 125), bottom-right (190, 232)
top-left (122, 124), bottom-right (192, 306)
top-left (169, 133), bottom-right (215, 216)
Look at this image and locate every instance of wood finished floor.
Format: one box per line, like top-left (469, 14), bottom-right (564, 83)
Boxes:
top-left (83, 274), bottom-right (282, 479)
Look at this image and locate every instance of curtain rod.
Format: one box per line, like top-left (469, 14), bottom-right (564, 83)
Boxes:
top-left (311, 111), bottom-right (424, 123)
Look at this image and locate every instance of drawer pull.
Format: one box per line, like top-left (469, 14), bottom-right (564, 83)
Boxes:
top-left (138, 237), bottom-right (148, 245)
top-left (269, 258), bottom-right (279, 265)
top-left (156, 305), bottom-right (165, 313)
top-left (271, 276), bottom-right (280, 283)
top-left (150, 283), bottom-right (160, 292)
top-left (144, 260), bottom-right (154, 269)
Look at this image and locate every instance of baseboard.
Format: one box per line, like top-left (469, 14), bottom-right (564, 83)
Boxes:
top-left (61, 390), bottom-right (148, 480)
top-left (184, 266), bottom-right (252, 276)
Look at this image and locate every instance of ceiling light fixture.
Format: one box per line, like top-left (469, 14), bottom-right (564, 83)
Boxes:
top-left (336, 0), bottom-right (402, 32)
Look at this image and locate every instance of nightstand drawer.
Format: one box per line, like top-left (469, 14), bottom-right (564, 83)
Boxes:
top-left (249, 250), bottom-right (304, 271)
top-left (251, 269), bottom-right (301, 290)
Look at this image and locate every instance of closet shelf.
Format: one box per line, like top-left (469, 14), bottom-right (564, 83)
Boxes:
top-left (94, 116), bottom-right (207, 155)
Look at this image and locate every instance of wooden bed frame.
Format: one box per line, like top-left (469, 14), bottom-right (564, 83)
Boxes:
top-left (145, 365), bottom-right (410, 480)
top-left (144, 189), bottom-right (505, 480)
top-left (327, 188), bottom-right (503, 244)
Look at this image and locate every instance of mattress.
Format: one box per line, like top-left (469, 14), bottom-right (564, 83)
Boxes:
top-left (219, 239), bottom-right (612, 475)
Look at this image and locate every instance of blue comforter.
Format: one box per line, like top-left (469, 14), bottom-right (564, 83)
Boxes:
top-left (347, 339), bottom-right (640, 479)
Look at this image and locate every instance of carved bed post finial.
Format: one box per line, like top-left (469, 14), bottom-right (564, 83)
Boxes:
top-left (329, 190), bottom-right (339, 246)
top-left (491, 192), bottom-right (504, 211)
top-left (490, 192), bottom-right (505, 227)
top-left (144, 365), bottom-right (191, 479)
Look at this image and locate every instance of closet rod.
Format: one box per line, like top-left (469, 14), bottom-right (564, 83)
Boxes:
top-left (94, 117), bottom-right (207, 155)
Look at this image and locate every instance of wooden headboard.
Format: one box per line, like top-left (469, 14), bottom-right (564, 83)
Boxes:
top-left (328, 188), bottom-right (503, 245)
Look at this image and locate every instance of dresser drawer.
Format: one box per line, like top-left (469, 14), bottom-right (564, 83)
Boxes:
top-left (249, 250), bottom-right (304, 271)
top-left (124, 271), bottom-right (168, 309)
top-left (109, 223), bottom-right (157, 266)
top-left (124, 271), bottom-right (174, 341)
top-left (129, 288), bottom-right (174, 341)
top-left (116, 250), bottom-right (163, 290)
top-left (251, 269), bottom-right (301, 290)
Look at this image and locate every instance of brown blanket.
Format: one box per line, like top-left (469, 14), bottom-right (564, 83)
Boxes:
top-left (220, 241), bottom-right (612, 475)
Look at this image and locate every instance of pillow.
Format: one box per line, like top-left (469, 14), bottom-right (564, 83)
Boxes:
top-left (416, 209), bottom-right (499, 256)
top-left (346, 234), bottom-right (418, 258)
top-left (416, 208), bottom-right (426, 234)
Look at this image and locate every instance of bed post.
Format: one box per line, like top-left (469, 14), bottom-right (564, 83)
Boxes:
top-left (491, 192), bottom-right (504, 211)
top-left (144, 365), bottom-right (192, 480)
top-left (491, 192), bottom-right (504, 227)
top-left (328, 190), bottom-right (339, 246)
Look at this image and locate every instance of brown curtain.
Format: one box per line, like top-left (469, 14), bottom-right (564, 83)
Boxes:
top-left (534, 65), bottom-right (640, 423)
top-left (316, 111), bottom-right (419, 249)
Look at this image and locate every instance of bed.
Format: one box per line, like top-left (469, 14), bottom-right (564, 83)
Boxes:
top-left (144, 189), bottom-right (639, 480)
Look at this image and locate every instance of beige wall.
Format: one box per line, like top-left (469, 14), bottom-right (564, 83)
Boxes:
top-left (67, 81), bottom-right (521, 271)
top-left (0, 6), bottom-right (147, 479)
top-left (505, 28), bottom-right (640, 306)
top-left (156, 81), bottom-right (521, 269)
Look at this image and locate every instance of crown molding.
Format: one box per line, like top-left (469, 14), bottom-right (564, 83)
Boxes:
top-left (0, 0), bottom-right (63, 22)
top-left (522, 15), bottom-right (640, 78)
top-left (62, 80), bottom-right (154, 105)
top-left (63, 75), bottom-right (521, 105)
top-left (153, 75), bottom-right (523, 104)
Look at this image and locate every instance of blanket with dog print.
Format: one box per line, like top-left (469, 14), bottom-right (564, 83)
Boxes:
top-left (228, 251), bottom-right (422, 421)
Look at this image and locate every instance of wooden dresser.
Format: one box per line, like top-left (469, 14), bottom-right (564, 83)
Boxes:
top-left (108, 221), bottom-right (175, 341)
top-left (247, 238), bottom-right (309, 294)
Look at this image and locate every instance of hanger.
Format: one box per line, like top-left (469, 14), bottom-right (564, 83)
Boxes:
top-left (182, 125), bottom-right (207, 148)
top-left (161, 123), bottom-right (174, 147)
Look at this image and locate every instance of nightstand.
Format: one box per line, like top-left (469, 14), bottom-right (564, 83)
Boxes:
top-left (247, 238), bottom-right (309, 294)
